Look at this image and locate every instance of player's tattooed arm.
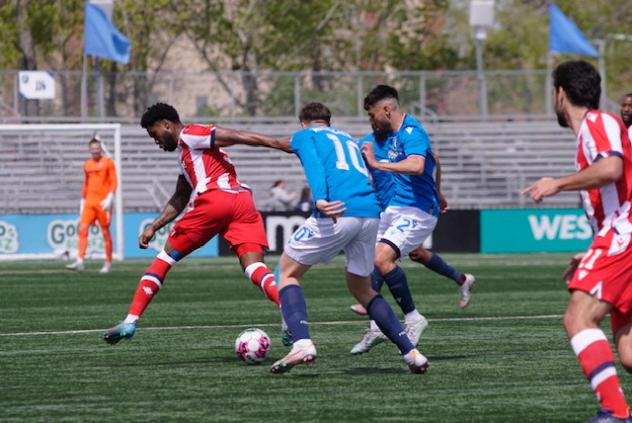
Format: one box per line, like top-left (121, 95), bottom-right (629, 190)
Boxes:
top-left (214, 127), bottom-right (292, 152)
top-left (139, 175), bottom-right (191, 248)
top-left (361, 141), bottom-right (425, 175)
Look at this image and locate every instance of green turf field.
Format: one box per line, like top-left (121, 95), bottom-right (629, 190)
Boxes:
top-left (0, 254), bottom-right (627, 422)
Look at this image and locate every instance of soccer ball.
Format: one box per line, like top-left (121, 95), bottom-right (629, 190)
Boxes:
top-left (234, 328), bottom-right (271, 364)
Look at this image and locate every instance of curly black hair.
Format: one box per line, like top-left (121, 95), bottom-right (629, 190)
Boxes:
top-left (553, 61), bottom-right (601, 110)
top-left (140, 102), bottom-right (181, 128)
top-left (364, 85), bottom-right (399, 110)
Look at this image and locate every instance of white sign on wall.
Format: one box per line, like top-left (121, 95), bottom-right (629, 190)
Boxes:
top-left (19, 71), bottom-right (56, 99)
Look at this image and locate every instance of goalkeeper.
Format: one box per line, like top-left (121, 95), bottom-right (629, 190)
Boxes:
top-left (66, 137), bottom-right (117, 273)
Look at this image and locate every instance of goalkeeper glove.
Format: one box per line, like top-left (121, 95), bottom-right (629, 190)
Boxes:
top-left (100, 193), bottom-right (113, 211)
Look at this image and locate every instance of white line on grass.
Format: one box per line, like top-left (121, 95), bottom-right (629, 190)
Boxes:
top-left (0, 314), bottom-right (562, 337)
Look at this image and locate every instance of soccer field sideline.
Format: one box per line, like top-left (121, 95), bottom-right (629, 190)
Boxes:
top-left (0, 313), bottom-right (563, 337)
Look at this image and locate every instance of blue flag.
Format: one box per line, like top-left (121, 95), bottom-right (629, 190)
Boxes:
top-left (549, 4), bottom-right (598, 57)
top-left (84, 2), bottom-right (131, 64)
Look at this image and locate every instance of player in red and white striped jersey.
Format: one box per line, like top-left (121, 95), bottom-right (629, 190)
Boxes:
top-left (103, 103), bottom-right (289, 345)
top-left (524, 61), bottom-right (632, 423)
top-left (620, 93), bottom-right (632, 141)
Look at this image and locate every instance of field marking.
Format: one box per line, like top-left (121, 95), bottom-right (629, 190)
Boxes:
top-left (0, 314), bottom-right (562, 337)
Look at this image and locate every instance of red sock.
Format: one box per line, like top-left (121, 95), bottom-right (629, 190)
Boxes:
top-left (244, 262), bottom-right (279, 306)
top-left (128, 252), bottom-right (174, 318)
top-left (571, 328), bottom-right (630, 418)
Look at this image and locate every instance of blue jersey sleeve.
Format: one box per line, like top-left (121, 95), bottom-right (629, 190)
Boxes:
top-left (400, 125), bottom-right (430, 158)
top-left (290, 130), bottom-right (328, 202)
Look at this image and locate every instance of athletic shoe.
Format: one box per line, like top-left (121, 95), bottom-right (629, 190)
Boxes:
top-left (405, 315), bottom-right (428, 346)
top-left (103, 321), bottom-right (136, 345)
top-left (281, 321), bottom-right (293, 346)
top-left (99, 262), bottom-right (112, 274)
top-left (459, 273), bottom-right (476, 309)
top-left (403, 348), bottom-right (430, 374)
top-left (350, 326), bottom-right (387, 355)
top-left (270, 339), bottom-right (316, 374)
top-left (584, 409), bottom-right (632, 423)
top-left (66, 260), bottom-right (85, 271)
top-left (350, 304), bottom-right (367, 316)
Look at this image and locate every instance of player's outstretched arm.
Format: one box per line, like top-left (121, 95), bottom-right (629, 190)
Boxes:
top-left (522, 156), bottom-right (622, 203)
top-left (214, 127), bottom-right (292, 152)
top-left (139, 175), bottom-right (192, 248)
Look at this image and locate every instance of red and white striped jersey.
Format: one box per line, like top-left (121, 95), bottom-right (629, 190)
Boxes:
top-left (576, 110), bottom-right (632, 234)
top-left (177, 124), bottom-right (245, 194)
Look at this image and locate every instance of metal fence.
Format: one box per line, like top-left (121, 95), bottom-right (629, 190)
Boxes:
top-left (0, 69), bottom-right (561, 123)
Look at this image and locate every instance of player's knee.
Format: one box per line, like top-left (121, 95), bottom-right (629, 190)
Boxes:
top-left (78, 224), bottom-right (89, 237)
top-left (619, 353), bottom-right (632, 374)
top-left (563, 307), bottom-right (583, 336)
top-left (408, 248), bottom-right (430, 264)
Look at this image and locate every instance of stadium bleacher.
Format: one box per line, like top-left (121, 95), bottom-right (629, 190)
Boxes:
top-left (0, 121), bottom-right (579, 213)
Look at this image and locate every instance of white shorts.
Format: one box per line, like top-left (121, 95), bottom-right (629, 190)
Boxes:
top-left (284, 216), bottom-right (379, 277)
top-left (377, 206), bottom-right (437, 258)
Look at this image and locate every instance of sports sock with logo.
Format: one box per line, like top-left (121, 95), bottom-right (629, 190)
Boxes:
top-left (366, 295), bottom-right (414, 355)
top-left (126, 250), bottom-right (175, 321)
top-left (571, 328), bottom-right (630, 419)
top-left (426, 252), bottom-right (464, 284)
top-left (279, 285), bottom-right (310, 342)
top-left (383, 266), bottom-right (416, 314)
top-left (244, 262), bottom-right (280, 306)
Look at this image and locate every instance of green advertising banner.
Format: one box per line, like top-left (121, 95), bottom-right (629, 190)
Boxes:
top-left (481, 208), bottom-right (592, 253)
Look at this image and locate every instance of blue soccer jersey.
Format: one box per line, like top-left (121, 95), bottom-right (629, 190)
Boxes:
top-left (358, 133), bottom-right (395, 210)
top-left (290, 126), bottom-right (381, 218)
top-left (363, 114), bottom-right (439, 214)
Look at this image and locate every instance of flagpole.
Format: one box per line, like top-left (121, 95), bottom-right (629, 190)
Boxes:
top-left (545, 52), bottom-right (553, 116)
top-left (594, 39), bottom-right (606, 109)
top-left (81, 53), bottom-right (87, 121)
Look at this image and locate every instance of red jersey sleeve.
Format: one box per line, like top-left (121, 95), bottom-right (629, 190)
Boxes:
top-left (584, 112), bottom-right (624, 161)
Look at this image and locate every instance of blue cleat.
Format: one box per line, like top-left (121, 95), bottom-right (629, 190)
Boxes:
top-left (584, 409), bottom-right (632, 423)
top-left (103, 321), bottom-right (136, 345)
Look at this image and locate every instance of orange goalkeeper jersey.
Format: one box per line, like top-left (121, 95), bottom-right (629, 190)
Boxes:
top-left (82, 156), bottom-right (117, 205)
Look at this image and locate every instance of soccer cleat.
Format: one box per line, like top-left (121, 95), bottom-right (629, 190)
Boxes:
top-left (270, 339), bottom-right (316, 374)
top-left (458, 273), bottom-right (476, 309)
top-left (405, 315), bottom-right (428, 346)
top-left (103, 321), bottom-right (136, 345)
top-left (403, 348), bottom-right (430, 374)
top-left (65, 260), bottom-right (85, 271)
top-left (350, 326), bottom-right (387, 355)
top-left (583, 409), bottom-right (632, 423)
top-left (350, 303), bottom-right (367, 316)
top-left (99, 262), bottom-right (112, 274)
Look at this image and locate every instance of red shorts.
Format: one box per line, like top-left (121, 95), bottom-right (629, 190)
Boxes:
top-left (167, 190), bottom-right (268, 256)
top-left (568, 229), bottom-right (632, 335)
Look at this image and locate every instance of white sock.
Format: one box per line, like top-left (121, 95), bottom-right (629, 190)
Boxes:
top-left (123, 314), bottom-right (139, 324)
top-left (404, 309), bottom-right (423, 324)
top-left (369, 320), bottom-right (380, 331)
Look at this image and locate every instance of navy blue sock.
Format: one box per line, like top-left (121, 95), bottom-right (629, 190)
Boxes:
top-left (426, 252), bottom-right (464, 284)
top-left (367, 295), bottom-right (414, 354)
top-left (279, 285), bottom-right (310, 341)
top-left (383, 266), bottom-right (416, 314)
top-left (371, 267), bottom-right (385, 293)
